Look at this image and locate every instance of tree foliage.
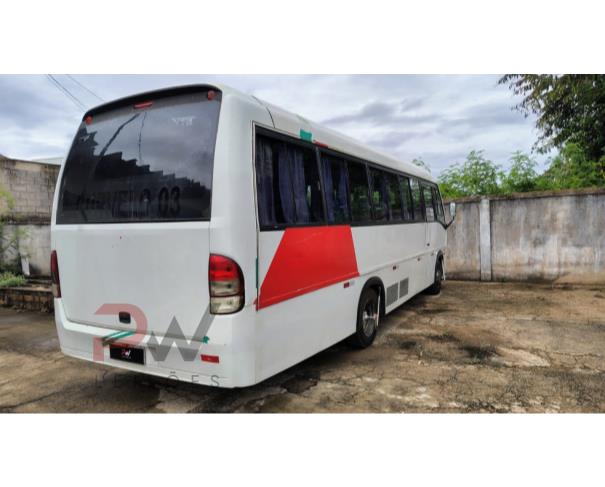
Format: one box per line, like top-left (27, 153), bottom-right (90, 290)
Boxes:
top-left (499, 74), bottom-right (605, 161)
top-left (436, 75), bottom-right (605, 199)
top-left (501, 151), bottom-right (538, 193)
top-left (536, 143), bottom-right (605, 190)
top-left (438, 150), bottom-right (501, 198)
top-left (437, 145), bottom-right (604, 200)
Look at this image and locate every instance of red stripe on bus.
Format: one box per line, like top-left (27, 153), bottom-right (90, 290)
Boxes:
top-left (258, 225), bottom-right (359, 309)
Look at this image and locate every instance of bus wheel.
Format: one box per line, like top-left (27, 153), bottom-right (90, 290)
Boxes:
top-left (347, 287), bottom-right (379, 348)
top-left (425, 258), bottom-right (443, 295)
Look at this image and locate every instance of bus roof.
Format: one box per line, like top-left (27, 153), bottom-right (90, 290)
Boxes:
top-left (215, 83), bottom-right (434, 183)
top-left (84, 82), bottom-right (435, 183)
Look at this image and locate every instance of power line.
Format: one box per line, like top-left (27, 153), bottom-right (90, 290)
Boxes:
top-left (46, 74), bottom-right (86, 111)
top-left (66, 74), bottom-right (105, 102)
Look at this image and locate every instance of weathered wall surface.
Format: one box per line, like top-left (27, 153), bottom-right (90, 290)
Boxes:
top-left (444, 201), bottom-right (481, 280)
top-left (1, 224), bottom-right (51, 276)
top-left (0, 156), bottom-right (60, 276)
top-left (446, 188), bottom-right (605, 282)
top-left (0, 157), bottom-right (59, 221)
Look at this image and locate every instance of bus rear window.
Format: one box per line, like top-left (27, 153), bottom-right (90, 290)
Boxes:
top-left (57, 91), bottom-right (220, 224)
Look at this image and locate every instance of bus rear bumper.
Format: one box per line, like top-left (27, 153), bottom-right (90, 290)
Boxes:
top-left (53, 299), bottom-right (257, 388)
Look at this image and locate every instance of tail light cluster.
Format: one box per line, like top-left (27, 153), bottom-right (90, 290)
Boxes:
top-left (208, 254), bottom-right (244, 314)
top-left (50, 250), bottom-right (61, 298)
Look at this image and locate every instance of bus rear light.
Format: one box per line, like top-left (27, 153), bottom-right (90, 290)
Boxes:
top-left (134, 101), bottom-right (153, 109)
top-left (209, 254), bottom-right (244, 314)
top-left (50, 250), bottom-right (61, 298)
top-left (201, 354), bottom-right (220, 363)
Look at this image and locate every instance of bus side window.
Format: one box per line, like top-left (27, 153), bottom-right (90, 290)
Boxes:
top-left (320, 153), bottom-right (351, 224)
top-left (347, 160), bottom-right (372, 223)
top-left (369, 168), bottom-right (389, 222)
top-left (422, 184), bottom-right (436, 222)
top-left (255, 134), bottom-right (325, 228)
top-left (409, 178), bottom-right (423, 221)
top-left (386, 172), bottom-right (402, 221)
top-left (432, 186), bottom-right (445, 224)
top-left (399, 176), bottom-right (413, 221)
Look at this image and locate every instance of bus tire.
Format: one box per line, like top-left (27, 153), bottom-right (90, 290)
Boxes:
top-left (347, 287), bottom-right (379, 349)
top-left (425, 258), bottom-right (443, 295)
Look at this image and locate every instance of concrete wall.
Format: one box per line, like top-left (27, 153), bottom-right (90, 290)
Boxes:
top-left (444, 200), bottom-right (481, 280)
top-left (1, 224), bottom-right (51, 276)
top-left (0, 157), bottom-right (59, 220)
top-left (446, 188), bottom-right (605, 283)
top-left (0, 156), bottom-right (59, 276)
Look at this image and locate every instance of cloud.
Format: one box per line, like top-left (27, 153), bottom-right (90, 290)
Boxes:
top-left (322, 99), bottom-right (436, 126)
top-left (0, 74), bottom-right (545, 174)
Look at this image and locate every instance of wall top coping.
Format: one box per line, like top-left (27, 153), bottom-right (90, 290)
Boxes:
top-left (444, 186), bottom-right (605, 204)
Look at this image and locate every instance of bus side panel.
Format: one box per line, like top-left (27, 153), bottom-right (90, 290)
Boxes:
top-left (255, 226), bottom-right (360, 382)
top-left (254, 221), bottom-right (435, 383)
top-left (353, 222), bottom-right (432, 303)
top-left (255, 279), bottom-right (359, 382)
top-left (425, 221), bottom-right (447, 284)
top-left (209, 94), bottom-right (273, 386)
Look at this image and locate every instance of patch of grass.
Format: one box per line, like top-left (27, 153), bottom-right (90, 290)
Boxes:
top-left (0, 271), bottom-right (26, 288)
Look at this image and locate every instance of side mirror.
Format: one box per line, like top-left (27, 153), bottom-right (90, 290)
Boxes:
top-left (445, 202), bottom-right (456, 228)
top-left (449, 202), bottom-right (457, 220)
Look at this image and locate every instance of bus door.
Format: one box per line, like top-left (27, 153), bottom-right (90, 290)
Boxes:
top-left (421, 183), bottom-right (437, 280)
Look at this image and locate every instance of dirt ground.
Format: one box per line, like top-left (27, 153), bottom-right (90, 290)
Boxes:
top-left (1, 280), bottom-right (605, 413)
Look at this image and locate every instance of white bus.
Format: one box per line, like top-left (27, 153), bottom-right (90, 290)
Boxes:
top-left (51, 83), bottom-right (455, 388)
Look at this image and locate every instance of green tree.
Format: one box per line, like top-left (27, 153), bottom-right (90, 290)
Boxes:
top-left (536, 143), bottom-right (604, 190)
top-left (438, 150), bottom-right (502, 199)
top-left (501, 151), bottom-right (538, 193)
top-left (499, 75), bottom-right (605, 164)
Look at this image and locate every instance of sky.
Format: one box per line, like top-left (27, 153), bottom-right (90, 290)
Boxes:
top-left (0, 74), bottom-right (548, 176)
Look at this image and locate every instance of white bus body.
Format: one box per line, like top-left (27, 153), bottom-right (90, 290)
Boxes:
top-left (51, 83), bottom-right (450, 388)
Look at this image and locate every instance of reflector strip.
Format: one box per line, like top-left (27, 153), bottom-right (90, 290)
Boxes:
top-left (201, 354), bottom-right (220, 363)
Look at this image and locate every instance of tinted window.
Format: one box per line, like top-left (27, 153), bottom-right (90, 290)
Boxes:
top-left (255, 134), bottom-right (324, 228)
top-left (386, 172), bottom-right (402, 221)
top-left (422, 185), bottom-right (436, 222)
top-left (347, 160), bottom-right (372, 222)
top-left (57, 92), bottom-right (220, 224)
top-left (399, 176), bottom-right (414, 221)
top-left (321, 153), bottom-right (351, 224)
top-left (369, 168), bottom-right (389, 222)
top-left (433, 186), bottom-right (445, 224)
top-left (410, 178), bottom-right (423, 221)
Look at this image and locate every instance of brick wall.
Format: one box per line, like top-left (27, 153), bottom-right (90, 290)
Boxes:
top-left (0, 156), bottom-right (60, 276)
top-left (0, 157), bottom-right (60, 221)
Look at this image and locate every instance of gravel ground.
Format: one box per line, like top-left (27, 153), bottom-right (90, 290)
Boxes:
top-left (1, 280), bottom-right (605, 413)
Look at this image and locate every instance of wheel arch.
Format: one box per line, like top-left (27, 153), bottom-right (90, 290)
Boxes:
top-left (436, 250), bottom-right (445, 277)
top-left (360, 276), bottom-right (386, 318)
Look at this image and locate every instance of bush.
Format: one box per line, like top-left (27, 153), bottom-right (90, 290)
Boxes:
top-left (0, 271), bottom-right (26, 288)
top-left (438, 150), bottom-right (502, 199)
